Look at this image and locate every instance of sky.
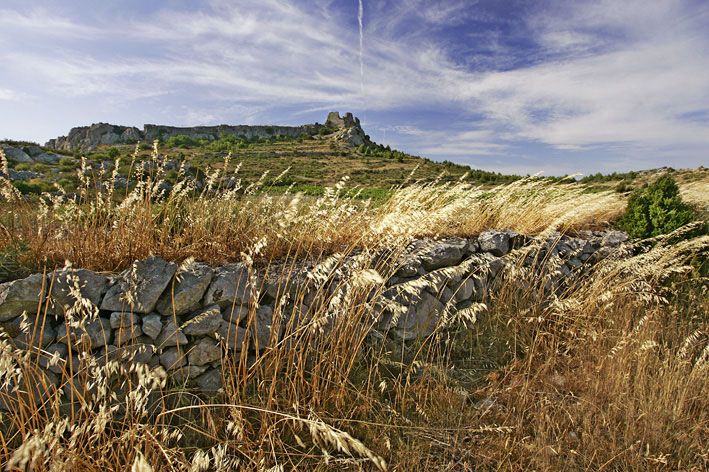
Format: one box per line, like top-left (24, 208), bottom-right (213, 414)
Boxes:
top-left (0, 0), bottom-right (708, 176)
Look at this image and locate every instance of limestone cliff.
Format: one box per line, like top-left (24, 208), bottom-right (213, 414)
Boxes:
top-left (45, 112), bottom-right (365, 151)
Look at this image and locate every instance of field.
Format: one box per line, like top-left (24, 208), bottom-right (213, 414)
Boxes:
top-left (0, 141), bottom-right (708, 471)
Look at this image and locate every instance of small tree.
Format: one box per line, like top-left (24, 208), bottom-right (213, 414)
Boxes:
top-left (616, 174), bottom-right (695, 238)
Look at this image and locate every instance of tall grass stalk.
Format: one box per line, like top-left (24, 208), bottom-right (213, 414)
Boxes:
top-left (1, 145), bottom-right (624, 275)
top-left (1, 144), bottom-right (707, 470)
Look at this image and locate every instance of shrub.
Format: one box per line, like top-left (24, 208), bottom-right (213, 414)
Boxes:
top-left (106, 147), bottom-right (120, 159)
top-left (56, 178), bottom-right (76, 193)
top-left (12, 180), bottom-right (52, 195)
top-left (615, 181), bottom-right (628, 193)
top-left (616, 174), bottom-right (696, 238)
top-left (165, 134), bottom-right (199, 149)
top-left (58, 157), bottom-right (76, 167)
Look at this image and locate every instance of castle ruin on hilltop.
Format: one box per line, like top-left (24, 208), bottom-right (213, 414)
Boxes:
top-left (46, 112), bottom-right (364, 151)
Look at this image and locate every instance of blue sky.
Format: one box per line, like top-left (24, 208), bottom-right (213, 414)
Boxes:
top-left (1, 0), bottom-right (708, 176)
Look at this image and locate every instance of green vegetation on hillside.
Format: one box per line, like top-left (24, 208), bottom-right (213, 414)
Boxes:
top-left (617, 174), bottom-right (697, 238)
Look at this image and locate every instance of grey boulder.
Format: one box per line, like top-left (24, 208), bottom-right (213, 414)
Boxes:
top-left (155, 321), bottom-right (188, 347)
top-left (203, 263), bottom-right (252, 309)
top-left (250, 305), bottom-right (274, 350)
top-left (57, 317), bottom-right (112, 348)
top-left (141, 314), bottom-right (163, 340)
top-left (188, 338), bottom-right (221, 366)
top-left (0, 274), bottom-right (46, 322)
top-left (391, 291), bottom-right (444, 341)
top-left (419, 238), bottom-right (466, 271)
top-left (215, 320), bottom-right (246, 351)
top-left (601, 231), bottom-right (629, 247)
top-left (0, 145), bottom-right (32, 163)
top-left (49, 268), bottom-right (109, 314)
top-left (478, 230), bottom-right (511, 257)
top-left (173, 365), bottom-right (208, 383)
top-left (33, 152), bottom-right (63, 163)
top-left (9, 315), bottom-right (57, 349)
top-left (160, 347), bottom-right (187, 370)
top-left (114, 324), bottom-right (144, 345)
top-left (155, 262), bottom-right (213, 316)
top-left (38, 343), bottom-right (69, 374)
top-left (109, 311), bottom-right (141, 329)
top-left (182, 305), bottom-right (222, 336)
top-left (100, 256), bottom-right (177, 313)
top-left (194, 368), bottom-right (223, 394)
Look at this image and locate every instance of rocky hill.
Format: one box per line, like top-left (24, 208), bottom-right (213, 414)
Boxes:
top-left (45, 112), bottom-right (368, 152)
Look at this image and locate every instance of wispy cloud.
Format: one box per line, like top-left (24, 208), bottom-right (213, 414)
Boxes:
top-left (0, 88), bottom-right (26, 101)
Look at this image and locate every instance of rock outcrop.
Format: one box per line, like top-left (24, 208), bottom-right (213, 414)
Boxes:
top-left (43, 112), bottom-right (369, 151)
top-left (0, 143), bottom-right (63, 170)
top-left (46, 123), bottom-right (143, 152)
top-left (325, 112), bottom-right (360, 129)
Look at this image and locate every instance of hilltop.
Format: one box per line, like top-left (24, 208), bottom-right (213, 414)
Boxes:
top-left (1, 112), bottom-right (707, 204)
top-left (1, 112), bottom-right (525, 200)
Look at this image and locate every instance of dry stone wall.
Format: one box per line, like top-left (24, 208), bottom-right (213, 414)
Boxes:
top-left (0, 229), bottom-right (629, 407)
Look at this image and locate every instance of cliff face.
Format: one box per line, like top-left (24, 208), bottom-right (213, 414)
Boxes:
top-left (142, 123), bottom-right (322, 142)
top-left (45, 112), bottom-right (363, 151)
top-left (46, 123), bottom-right (143, 152)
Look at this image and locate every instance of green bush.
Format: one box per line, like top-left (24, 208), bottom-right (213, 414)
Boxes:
top-left (56, 178), bottom-right (76, 193)
top-left (106, 148), bottom-right (120, 159)
top-left (616, 174), bottom-right (696, 238)
top-left (58, 157), bottom-right (76, 167)
top-left (12, 180), bottom-right (53, 195)
top-left (165, 135), bottom-right (200, 149)
top-left (615, 181), bottom-right (629, 193)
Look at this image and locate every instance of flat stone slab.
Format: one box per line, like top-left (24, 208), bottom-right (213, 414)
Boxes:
top-left (182, 305), bottom-right (222, 336)
top-left (100, 256), bottom-right (177, 313)
top-left (49, 268), bottom-right (109, 314)
top-left (0, 274), bottom-right (46, 322)
top-left (203, 263), bottom-right (252, 309)
top-left (156, 262), bottom-right (213, 316)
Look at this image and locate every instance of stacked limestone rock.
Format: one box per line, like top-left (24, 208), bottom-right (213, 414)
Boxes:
top-left (375, 229), bottom-right (629, 340)
top-left (0, 229), bottom-right (629, 405)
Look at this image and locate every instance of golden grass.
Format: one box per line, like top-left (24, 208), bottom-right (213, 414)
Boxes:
top-left (680, 180), bottom-right (709, 213)
top-left (0, 145), bottom-right (625, 275)
top-left (1, 145), bottom-right (707, 471)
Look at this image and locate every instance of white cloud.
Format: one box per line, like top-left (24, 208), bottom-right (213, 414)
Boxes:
top-left (0, 88), bottom-right (25, 101)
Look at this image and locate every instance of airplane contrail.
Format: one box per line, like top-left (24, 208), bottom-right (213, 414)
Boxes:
top-left (358, 0), bottom-right (364, 94)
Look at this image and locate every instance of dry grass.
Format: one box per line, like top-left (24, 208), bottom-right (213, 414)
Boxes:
top-left (0, 145), bottom-right (624, 275)
top-left (680, 180), bottom-right (709, 213)
top-left (1, 146), bottom-right (708, 471)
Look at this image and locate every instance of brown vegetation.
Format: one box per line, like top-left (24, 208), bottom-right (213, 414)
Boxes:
top-left (1, 146), bottom-right (708, 471)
